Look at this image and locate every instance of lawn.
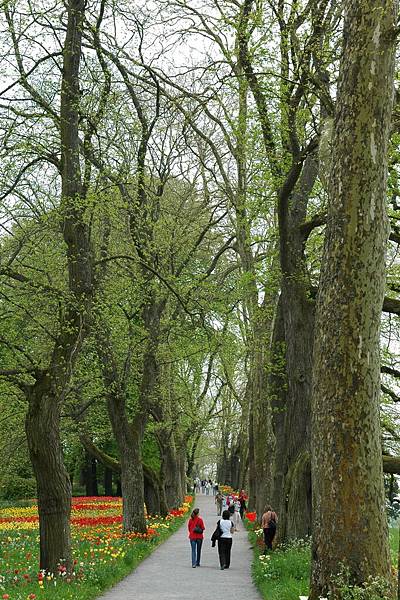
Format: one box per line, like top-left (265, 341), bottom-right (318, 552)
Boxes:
top-left (0, 495), bottom-right (193, 600)
top-left (246, 515), bottom-right (399, 600)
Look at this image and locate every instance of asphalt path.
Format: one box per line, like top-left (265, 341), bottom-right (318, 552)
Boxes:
top-left (98, 493), bottom-right (261, 600)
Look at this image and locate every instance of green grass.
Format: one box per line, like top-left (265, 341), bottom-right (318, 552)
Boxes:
top-left (247, 523), bottom-right (398, 600)
top-left (389, 524), bottom-right (398, 566)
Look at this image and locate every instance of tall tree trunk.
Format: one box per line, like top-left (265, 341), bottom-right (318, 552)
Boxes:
top-left (160, 436), bottom-right (183, 508)
top-left (109, 403), bottom-right (146, 532)
top-left (83, 451), bottom-right (99, 496)
top-left (310, 1), bottom-right (397, 595)
top-left (104, 468), bottom-right (113, 496)
top-left (144, 467), bottom-right (161, 516)
top-left (276, 153), bottom-right (318, 540)
top-left (89, 458), bottom-right (99, 497)
top-left (95, 296), bottom-right (164, 531)
top-left (177, 448), bottom-right (187, 496)
top-left (254, 286), bottom-right (279, 518)
top-left (95, 321), bottom-right (146, 532)
top-left (24, 0), bottom-right (92, 574)
top-left (247, 395), bottom-right (257, 509)
top-left (26, 383), bottom-right (72, 574)
top-left (269, 297), bottom-right (287, 516)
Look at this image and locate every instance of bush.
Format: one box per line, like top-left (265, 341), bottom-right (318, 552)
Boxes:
top-left (328, 567), bottom-right (396, 600)
top-left (0, 474), bottom-right (36, 500)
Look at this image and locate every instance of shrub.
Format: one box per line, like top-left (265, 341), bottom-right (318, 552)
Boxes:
top-left (328, 566), bottom-right (396, 600)
top-left (0, 475), bottom-right (36, 500)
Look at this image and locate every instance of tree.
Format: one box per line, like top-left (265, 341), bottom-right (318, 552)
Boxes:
top-left (310, 0), bottom-right (398, 596)
top-left (24, 0), bottom-right (92, 574)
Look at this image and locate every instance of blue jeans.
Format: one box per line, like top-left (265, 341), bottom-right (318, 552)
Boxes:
top-left (190, 539), bottom-right (203, 566)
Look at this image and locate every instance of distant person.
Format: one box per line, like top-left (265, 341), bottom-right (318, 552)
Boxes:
top-left (205, 481), bottom-right (210, 495)
top-left (227, 497), bottom-right (237, 530)
top-left (201, 479), bottom-right (206, 494)
top-left (217, 509), bottom-right (234, 570)
top-left (213, 483), bottom-right (219, 495)
top-left (215, 492), bottom-right (223, 515)
top-left (261, 505), bottom-right (277, 553)
top-left (238, 490), bottom-right (247, 520)
top-left (188, 507), bottom-right (205, 567)
top-left (232, 499), bottom-right (240, 531)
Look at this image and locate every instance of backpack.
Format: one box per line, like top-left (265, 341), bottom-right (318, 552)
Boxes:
top-left (211, 520), bottom-right (222, 546)
top-left (268, 512), bottom-right (277, 533)
top-left (193, 518), bottom-right (204, 534)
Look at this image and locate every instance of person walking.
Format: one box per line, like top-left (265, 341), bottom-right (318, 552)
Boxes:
top-left (261, 505), bottom-right (277, 553)
top-left (215, 492), bottom-right (223, 515)
top-left (227, 497), bottom-right (235, 522)
top-left (217, 509), bottom-right (234, 570)
top-left (238, 490), bottom-right (247, 520)
top-left (231, 499), bottom-right (240, 531)
top-left (188, 508), bottom-right (205, 567)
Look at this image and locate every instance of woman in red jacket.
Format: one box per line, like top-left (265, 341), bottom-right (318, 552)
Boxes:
top-left (188, 507), bottom-right (205, 567)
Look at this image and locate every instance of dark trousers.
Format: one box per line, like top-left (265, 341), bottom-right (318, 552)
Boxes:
top-left (263, 527), bottom-right (276, 551)
top-left (239, 507), bottom-right (245, 520)
top-left (190, 539), bottom-right (202, 566)
top-left (217, 537), bottom-right (232, 568)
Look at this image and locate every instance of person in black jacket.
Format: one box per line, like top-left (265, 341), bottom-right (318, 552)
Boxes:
top-left (238, 490), bottom-right (247, 520)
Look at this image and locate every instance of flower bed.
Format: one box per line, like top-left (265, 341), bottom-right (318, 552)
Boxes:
top-left (0, 495), bottom-right (193, 600)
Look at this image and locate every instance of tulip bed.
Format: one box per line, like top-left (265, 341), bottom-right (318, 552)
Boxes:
top-left (0, 495), bottom-right (193, 600)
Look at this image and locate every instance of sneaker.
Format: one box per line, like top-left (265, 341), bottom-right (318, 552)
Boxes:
top-left (220, 566), bottom-right (225, 570)
top-left (192, 565), bottom-right (196, 568)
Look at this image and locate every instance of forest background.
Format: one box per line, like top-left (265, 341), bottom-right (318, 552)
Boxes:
top-left (0, 1), bottom-right (399, 599)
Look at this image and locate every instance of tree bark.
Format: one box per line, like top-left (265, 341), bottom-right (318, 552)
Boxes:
top-left (159, 434), bottom-right (183, 508)
top-left (276, 153), bottom-right (318, 540)
top-left (143, 467), bottom-right (161, 516)
top-left (24, 0), bottom-right (92, 574)
top-left (26, 381), bottom-right (72, 574)
top-left (310, 1), bottom-right (397, 595)
top-left (94, 316), bottom-right (146, 532)
top-left (383, 455), bottom-right (400, 475)
top-left (267, 297), bottom-right (287, 519)
top-left (109, 405), bottom-right (146, 533)
top-left (104, 467), bottom-right (113, 496)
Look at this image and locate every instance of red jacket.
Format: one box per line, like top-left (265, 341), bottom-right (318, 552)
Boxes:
top-left (188, 516), bottom-right (205, 540)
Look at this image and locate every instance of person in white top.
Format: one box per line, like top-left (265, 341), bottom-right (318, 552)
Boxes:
top-left (231, 500), bottom-right (240, 531)
top-left (217, 510), bottom-right (234, 569)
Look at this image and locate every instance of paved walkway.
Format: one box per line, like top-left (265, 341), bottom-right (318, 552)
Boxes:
top-left (98, 494), bottom-right (261, 600)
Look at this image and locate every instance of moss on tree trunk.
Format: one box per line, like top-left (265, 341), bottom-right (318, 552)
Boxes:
top-left (310, 0), bottom-right (398, 596)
